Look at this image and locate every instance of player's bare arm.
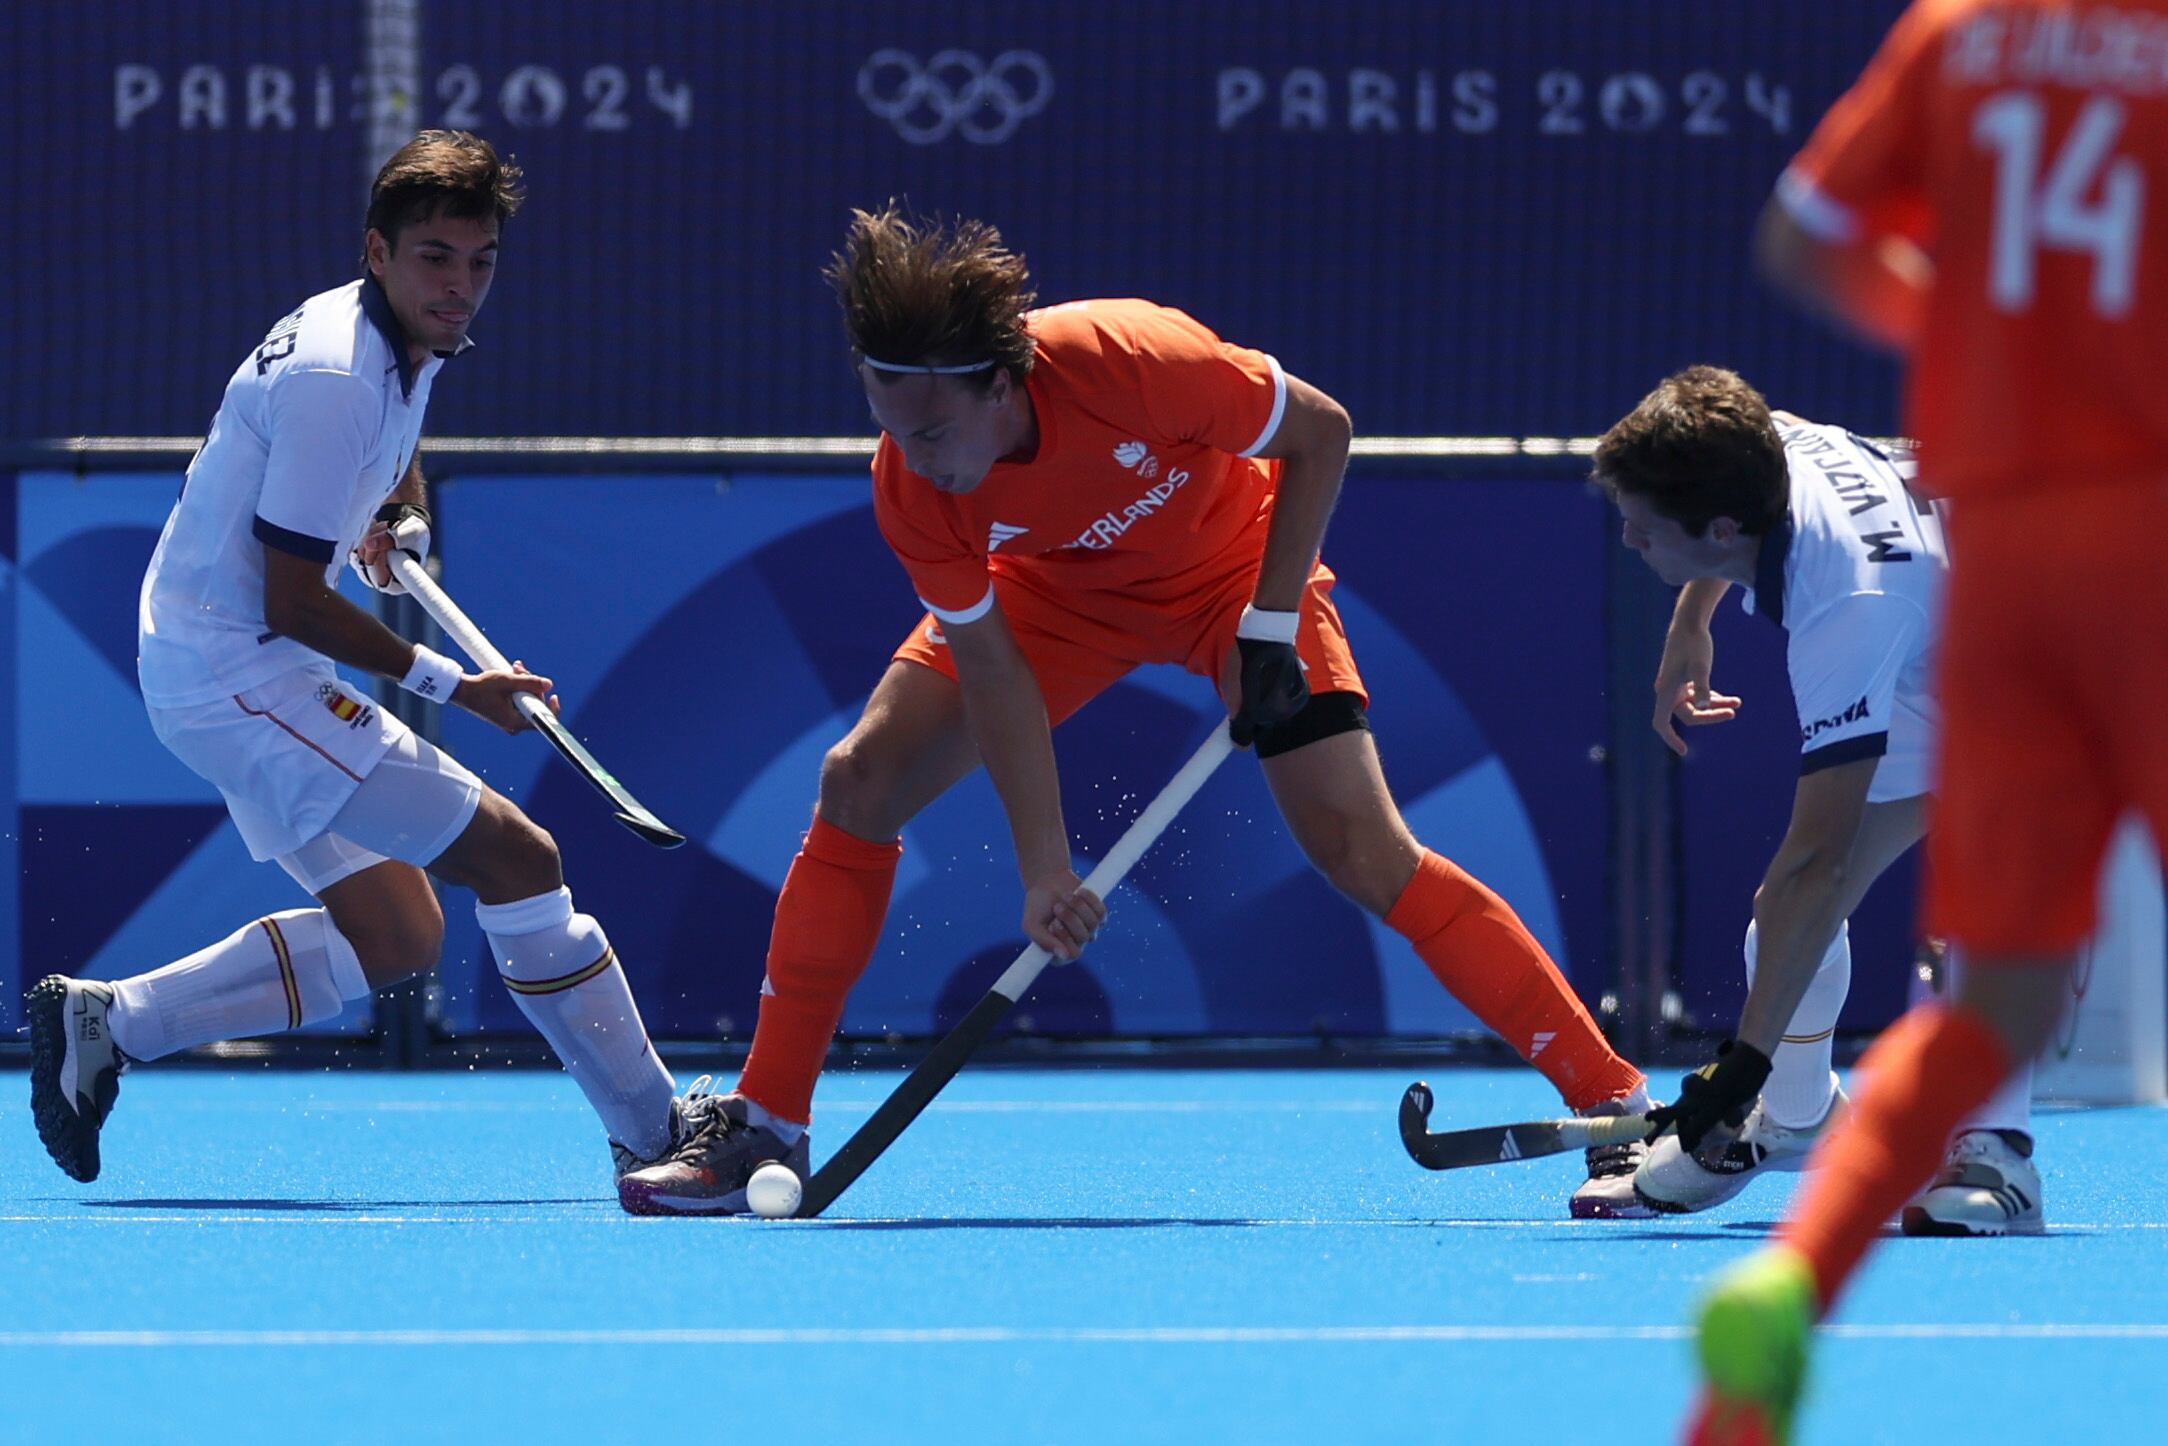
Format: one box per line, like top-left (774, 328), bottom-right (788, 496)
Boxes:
top-left (1655, 756), bottom-right (1882, 1164)
top-left (1653, 577), bottom-right (1743, 756)
top-left (1222, 375), bottom-right (1351, 745)
top-left (1755, 198), bottom-right (1928, 354)
top-left (1246, 375), bottom-right (1352, 610)
top-left (1735, 757), bottom-right (1880, 1063)
top-left (942, 600), bottom-right (1106, 962)
top-left (260, 544), bottom-right (555, 735)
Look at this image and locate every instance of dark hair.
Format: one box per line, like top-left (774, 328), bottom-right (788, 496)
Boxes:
top-left (1591, 366), bottom-right (1788, 537)
top-left (362, 130), bottom-right (524, 263)
top-left (825, 203), bottom-right (1037, 392)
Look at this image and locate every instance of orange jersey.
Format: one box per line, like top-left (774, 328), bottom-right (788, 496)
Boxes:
top-left (1781, 0), bottom-right (2168, 496)
top-left (872, 299), bottom-right (1287, 623)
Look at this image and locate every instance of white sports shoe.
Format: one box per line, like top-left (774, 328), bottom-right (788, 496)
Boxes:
top-left (1902, 1130), bottom-right (2045, 1237)
top-left (1633, 1084), bottom-right (1849, 1215)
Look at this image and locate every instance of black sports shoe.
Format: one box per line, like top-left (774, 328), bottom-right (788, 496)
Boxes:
top-left (28, 975), bottom-right (130, 1182)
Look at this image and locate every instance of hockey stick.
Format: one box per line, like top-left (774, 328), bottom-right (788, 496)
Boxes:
top-left (387, 551), bottom-right (685, 849)
top-left (796, 721), bottom-right (1239, 1218)
top-left (1397, 1080), bottom-right (1650, 1170)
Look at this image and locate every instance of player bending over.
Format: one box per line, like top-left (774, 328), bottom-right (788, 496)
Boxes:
top-left (27, 131), bottom-right (710, 1190)
top-left (1682, 3), bottom-right (2168, 1441)
top-left (1595, 365), bottom-right (2041, 1233)
top-left (619, 206), bottom-right (1653, 1217)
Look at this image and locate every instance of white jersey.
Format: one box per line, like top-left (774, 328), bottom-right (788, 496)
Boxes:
top-left (137, 278), bottom-right (464, 707)
top-left (1739, 416), bottom-right (1946, 801)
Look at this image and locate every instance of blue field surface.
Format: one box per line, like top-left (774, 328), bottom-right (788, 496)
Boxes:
top-left (2, 1067), bottom-right (2163, 1444)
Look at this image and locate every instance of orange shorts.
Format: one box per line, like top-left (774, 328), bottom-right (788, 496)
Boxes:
top-left (892, 559), bottom-right (1368, 730)
top-left (1925, 481), bottom-right (2168, 956)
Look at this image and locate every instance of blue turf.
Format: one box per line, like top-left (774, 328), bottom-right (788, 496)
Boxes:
top-left (3, 1067), bottom-right (2164, 1444)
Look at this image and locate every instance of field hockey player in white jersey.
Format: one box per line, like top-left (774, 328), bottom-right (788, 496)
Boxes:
top-left (27, 131), bottom-right (712, 1194)
top-left (1593, 366), bottom-right (2042, 1235)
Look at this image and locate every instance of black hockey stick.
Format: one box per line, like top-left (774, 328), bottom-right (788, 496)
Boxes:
top-left (388, 552), bottom-right (685, 849)
top-left (795, 722), bottom-right (1238, 1218)
top-left (1397, 1080), bottom-right (1650, 1170)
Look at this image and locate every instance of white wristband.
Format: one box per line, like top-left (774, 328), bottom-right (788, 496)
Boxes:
top-left (399, 646), bottom-right (463, 702)
top-left (1236, 605), bottom-right (1300, 645)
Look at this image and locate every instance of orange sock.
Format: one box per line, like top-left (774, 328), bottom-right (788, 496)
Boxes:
top-left (1780, 1003), bottom-right (2009, 1310)
top-left (1385, 851), bottom-right (1642, 1110)
top-left (735, 816), bottom-right (901, 1124)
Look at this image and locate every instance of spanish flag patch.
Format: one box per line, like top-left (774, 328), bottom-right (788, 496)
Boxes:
top-left (325, 692), bottom-right (362, 723)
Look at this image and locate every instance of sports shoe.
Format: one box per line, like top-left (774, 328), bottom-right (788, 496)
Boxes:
top-left (1570, 1094), bottom-right (1657, 1220)
top-left (1901, 1130), bottom-right (2045, 1237)
top-left (27, 975), bottom-right (131, 1183)
top-left (617, 1093), bottom-right (811, 1216)
top-left (1636, 1084), bottom-right (1848, 1215)
top-left (610, 1075), bottom-right (729, 1182)
top-left (1686, 1246), bottom-right (1816, 1446)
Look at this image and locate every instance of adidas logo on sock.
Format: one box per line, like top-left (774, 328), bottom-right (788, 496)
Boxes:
top-left (1529, 1031), bottom-right (1556, 1057)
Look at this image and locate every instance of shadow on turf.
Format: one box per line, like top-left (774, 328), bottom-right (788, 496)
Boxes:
top-left (77, 1198), bottom-right (594, 1211)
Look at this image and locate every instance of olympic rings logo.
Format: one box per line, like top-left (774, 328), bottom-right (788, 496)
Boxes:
top-left (857, 49), bottom-right (1054, 145)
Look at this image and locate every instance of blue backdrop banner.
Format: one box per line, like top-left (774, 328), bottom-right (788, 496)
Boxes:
top-left (8, 468), bottom-right (1661, 1042)
top-left (8, 2), bottom-right (1902, 447)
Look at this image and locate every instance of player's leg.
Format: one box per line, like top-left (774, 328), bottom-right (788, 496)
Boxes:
top-left (1244, 590), bottom-right (1642, 1116)
top-left (1259, 724), bottom-right (1649, 1212)
top-left (729, 658), bottom-right (981, 1138)
top-left (1902, 942), bottom-right (2046, 1236)
top-left (624, 602), bottom-right (1128, 1214)
top-left (1687, 494), bottom-right (2140, 1443)
top-left (422, 772), bottom-right (682, 1167)
top-left (1688, 960), bottom-right (2069, 1445)
top-left (28, 679), bottom-right (443, 1182)
top-left (626, 666), bottom-right (987, 1213)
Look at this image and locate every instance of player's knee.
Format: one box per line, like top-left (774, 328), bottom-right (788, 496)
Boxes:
top-left (499, 813), bottom-right (562, 891)
top-left (1292, 810), bottom-right (1409, 915)
top-left (345, 896), bottom-right (445, 986)
top-left (818, 735), bottom-right (901, 830)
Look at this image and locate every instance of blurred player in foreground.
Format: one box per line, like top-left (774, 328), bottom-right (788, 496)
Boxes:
top-left (1595, 365), bottom-right (2042, 1231)
top-left (620, 205), bottom-right (1653, 1216)
top-left (1685, 3), bottom-right (2168, 1440)
top-left (27, 131), bottom-right (708, 1191)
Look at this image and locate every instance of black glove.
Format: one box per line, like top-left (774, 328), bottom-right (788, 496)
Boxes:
top-left (377, 501), bottom-right (432, 559)
top-left (1229, 611), bottom-right (1309, 748)
top-left (1644, 1039), bottom-right (1773, 1155)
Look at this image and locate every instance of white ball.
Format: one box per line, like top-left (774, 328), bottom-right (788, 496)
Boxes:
top-left (746, 1162), bottom-right (803, 1219)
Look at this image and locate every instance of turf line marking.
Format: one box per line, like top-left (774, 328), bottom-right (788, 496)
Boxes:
top-left (4, 1324), bottom-right (2167, 1349)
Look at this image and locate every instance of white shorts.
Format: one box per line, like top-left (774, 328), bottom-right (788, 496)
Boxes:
top-left (1866, 691), bottom-right (1936, 804)
top-left (147, 665), bottom-right (482, 891)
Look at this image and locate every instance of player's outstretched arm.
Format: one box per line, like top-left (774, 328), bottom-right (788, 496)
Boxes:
top-left (1653, 579), bottom-right (1742, 756)
top-left (943, 602), bottom-right (1105, 962)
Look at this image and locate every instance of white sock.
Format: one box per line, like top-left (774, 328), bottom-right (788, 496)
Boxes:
top-left (739, 1094), bottom-right (807, 1145)
top-left (478, 888), bottom-right (676, 1159)
top-left (106, 909), bottom-right (372, 1061)
top-left (1747, 918), bottom-right (1851, 1129)
top-left (1944, 944), bottom-right (2035, 1139)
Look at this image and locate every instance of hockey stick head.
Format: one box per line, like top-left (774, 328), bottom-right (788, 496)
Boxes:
top-left (614, 810), bottom-right (686, 849)
top-left (1398, 1080), bottom-right (1436, 1152)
